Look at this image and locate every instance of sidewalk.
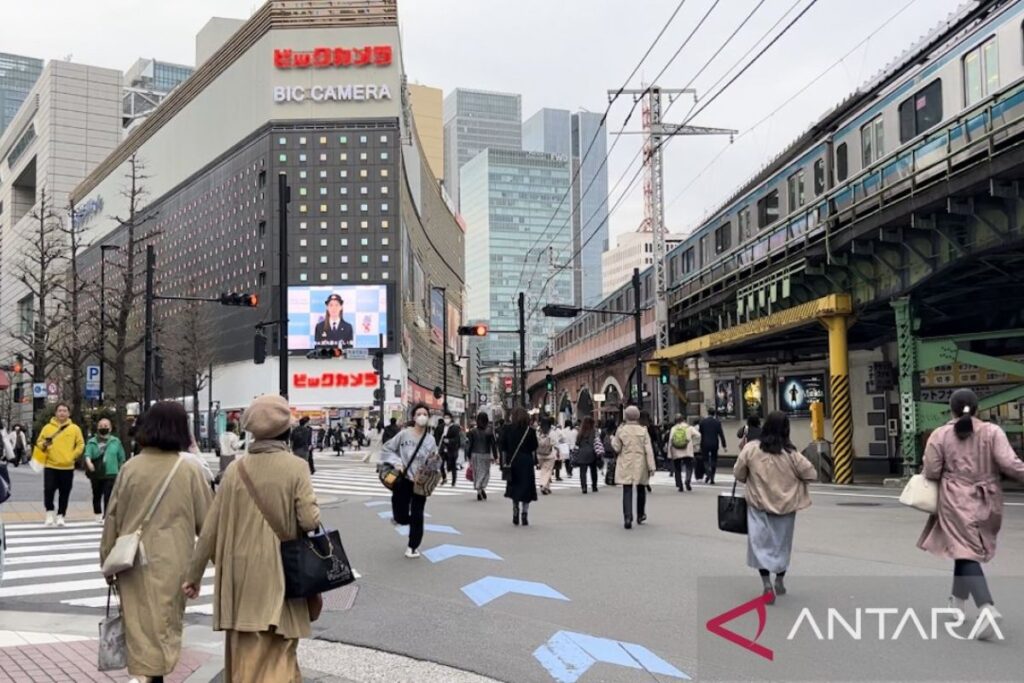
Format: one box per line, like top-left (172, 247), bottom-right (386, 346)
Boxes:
top-left (0, 612), bottom-right (498, 683)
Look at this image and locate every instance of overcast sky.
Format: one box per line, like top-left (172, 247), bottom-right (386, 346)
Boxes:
top-left (2, 0), bottom-right (966, 244)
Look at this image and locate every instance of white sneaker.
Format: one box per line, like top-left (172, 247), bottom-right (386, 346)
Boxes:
top-left (974, 604), bottom-right (1004, 641)
top-left (95, 515), bottom-right (104, 524)
top-left (44, 512), bottom-right (55, 527)
top-left (404, 548), bottom-right (421, 559)
top-left (56, 515), bottom-right (66, 527)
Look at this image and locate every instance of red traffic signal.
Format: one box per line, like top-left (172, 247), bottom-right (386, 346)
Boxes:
top-left (220, 292), bottom-right (259, 307)
top-left (457, 324), bottom-right (488, 336)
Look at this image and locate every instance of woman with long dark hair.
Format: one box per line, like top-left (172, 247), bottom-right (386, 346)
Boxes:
top-left (467, 412), bottom-right (498, 500)
top-left (501, 408), bottom-right (538, 526)
top-left (732, 411), bottom-right (816, 603)
top-left (573, 416), bottom-right (603, 494)
top-left (918, 389), bottom-right (1024, 638)
top-left (380, 403), bottom-right (440, 557)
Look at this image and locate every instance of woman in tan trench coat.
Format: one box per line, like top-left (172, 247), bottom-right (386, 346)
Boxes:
top-left (918, 389), bottom-right (1024, 638)
top-left (185, 394), bottom-right (320, 682)
top-left (612, 405), bottom-right (656, 529)
top-left (100, 402), bottom-right (213, 682)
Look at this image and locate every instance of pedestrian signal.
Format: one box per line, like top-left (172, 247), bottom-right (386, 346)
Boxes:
top-left (457, 324), bottom-right (488, 336)
top-left (659, 364), bottom-right (670, 385)
top-left (371, 351), bottom-right (384, 373)
top-left (373, 388), bottom-right (383, 401)
top-left (545, 374), bottom-right (555, 391)
top-left (254, 333), bottom-right (267, 364)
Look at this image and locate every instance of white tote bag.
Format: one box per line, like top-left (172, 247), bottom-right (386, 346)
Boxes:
top-left (899, 473), bottom-right (938, 514)
top-left (101, 456), bottom-right (183, 577)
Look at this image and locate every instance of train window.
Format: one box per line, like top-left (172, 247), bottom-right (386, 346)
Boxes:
top-left (963, 37), bottom-right (998, 106)
top-left (738, 206), bottom-right (752, 239)
top-left (683, 247), bottom-right (695, 273)
top-left (757, 190), bottom-right (779, 228)
top-left (836, 143), bottom-right (849, 182)
top-left (898, 79), bottom-right (942, 142)
top-left (813, 159), bottom-right (825, 195)
top-left (861, 115), bottom-right (884, 167)
top-left (787, 170), bottom-right (805, 211)
top-left (714, 222), bottom-right (732, 253)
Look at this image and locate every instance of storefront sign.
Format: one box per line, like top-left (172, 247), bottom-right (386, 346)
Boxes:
top-left (742, 377), bottom-right (764, 419)
top-left (714, 379), bottom-right (737, 419)
top-left (778, 374), bottom-right (827, 417)
top-left (273, 84), bottom-right (392, 103)
top-left (293, 371), bottom-right (379, 389)
top-left (274, 46), bottom-right (392, 69)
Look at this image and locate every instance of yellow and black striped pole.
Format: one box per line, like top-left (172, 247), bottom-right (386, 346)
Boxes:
top-left (821, 315), bottom-right (853, 484)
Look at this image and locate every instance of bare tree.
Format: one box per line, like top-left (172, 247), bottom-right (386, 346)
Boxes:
top-left (12, 187), bottom-right (67, 427)
top-left (107, 155), bottom-right (156, 438)
top-left (166, 300), bottom-right (213, 444)
top-left (50, 200), bottom-right (96, 425)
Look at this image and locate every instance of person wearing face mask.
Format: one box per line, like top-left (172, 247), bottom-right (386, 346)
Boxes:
top-left (32, 403), bottom-right (85, 527)
top-left (380, 403), bottom-right (440, 558)
top-left (84, 418), bottom-right (127, 523)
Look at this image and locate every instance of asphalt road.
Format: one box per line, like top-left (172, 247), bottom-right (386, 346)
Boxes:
top-left (5, 458), bottom-right (1024, 682)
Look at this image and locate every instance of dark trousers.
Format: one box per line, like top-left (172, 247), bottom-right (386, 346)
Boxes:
top-left (91, 478), bottom-right (115, 516)
top-left (43, 468), bottom-right (74, 515)
top-left (953, 559), bottom-right (994, 606)
top-left (441, 453), bottom-right (458, 485)
top-left (391, 477), bottom-right (427, 550)
top-left (672, 458), bottom-right (693, 489)
top-left (702, 449), bottom-right (719, 482)
top-left (554, 460), bottom-right (564, 480)
top-left (580, 463), bottom-right (599, 492)
top-left (622, 484), bottom-right (647, 522)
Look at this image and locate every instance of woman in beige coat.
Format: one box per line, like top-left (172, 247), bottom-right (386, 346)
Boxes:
top-left (918, 389), bottom-right (1024, 637)
top-left (612, 405), bottom-right (656, 529)
top-left (185, 394), bottom-right (320, 682)
top-left (100, 402), bottom-right (213, 683)
top-left (733, 411), bottom-right (816, 604)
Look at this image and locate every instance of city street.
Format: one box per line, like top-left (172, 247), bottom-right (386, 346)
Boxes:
top-left (4, 453), bottom-right (1024, 681)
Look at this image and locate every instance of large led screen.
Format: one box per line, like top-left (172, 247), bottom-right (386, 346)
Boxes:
top-left (288, 285), bottom-right (388, 350)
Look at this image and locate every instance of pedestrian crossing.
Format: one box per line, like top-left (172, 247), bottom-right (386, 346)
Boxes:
top-left (0, 521), bottom-right (218, 614)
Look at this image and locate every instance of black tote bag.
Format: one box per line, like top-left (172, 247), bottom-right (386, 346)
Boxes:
top-left (717, 480), bottom-right (748, 534)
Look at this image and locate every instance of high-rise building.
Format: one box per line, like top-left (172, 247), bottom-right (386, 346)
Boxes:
top-left (0, 53), bottom-right (43, 138)
top-left (461, 149), bottom-right (572, 373)
top-left (122, 58), bottom-right (194, 130)
top-left (408, 84), bottom-right (443, 183)
top-left (442, 88), bottom-right (521, 211)
top-left (601, 230), bottom-right (687, 298)
top-left (523, 108), bottom-right (608, 307)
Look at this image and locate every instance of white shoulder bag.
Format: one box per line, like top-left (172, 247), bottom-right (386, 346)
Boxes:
top-left (101, 455), bottom-right (184, 577)
top-left (899, 473), bottom-right (938, 514)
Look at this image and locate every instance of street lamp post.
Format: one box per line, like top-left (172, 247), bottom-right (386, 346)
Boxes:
top-left (542, 265), bottom-right (648, 411)
top-left (98, 244), bottom-right (119, 404)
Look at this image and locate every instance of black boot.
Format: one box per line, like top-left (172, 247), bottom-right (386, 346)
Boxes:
top-left (774, 574), bottom-right (787, 596)
top-left (624, 516), bottom-right (633, 530)
top-left (522, 512), bottom-right (529, 527)
top-left (513, 507), bottom-right (520, 526)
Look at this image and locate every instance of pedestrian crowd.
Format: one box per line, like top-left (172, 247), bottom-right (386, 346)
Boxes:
top-left (0, 383), bottom-right (1019, 683)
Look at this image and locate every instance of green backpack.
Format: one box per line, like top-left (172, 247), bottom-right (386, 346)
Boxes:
top-left (671, 426), bottom-right (689, 449)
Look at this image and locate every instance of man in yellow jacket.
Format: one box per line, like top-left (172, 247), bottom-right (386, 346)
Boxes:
top-left (32, 403), bottom-right (85, 527)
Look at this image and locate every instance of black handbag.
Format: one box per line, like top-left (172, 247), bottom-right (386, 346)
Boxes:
top-left (238, 461), bottom-right (355, 599)
top-left (717, 480), bottom-right (748, 534)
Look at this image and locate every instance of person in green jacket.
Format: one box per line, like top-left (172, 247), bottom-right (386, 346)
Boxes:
top-left (84, 418), bottom-right (126, 523)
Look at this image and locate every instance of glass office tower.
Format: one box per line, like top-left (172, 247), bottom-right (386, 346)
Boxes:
top-left (0, 53), bottom-right (43, 137)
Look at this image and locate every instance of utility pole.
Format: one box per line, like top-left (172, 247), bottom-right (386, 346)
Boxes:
top-left (143, 245), bottom-right (155, 408)
top-left (518, 291), bottom-right (526, 408)
top-left (511, 351), bottom-right (518, 412)
top-left (278, 173), bottom-right (291, 398)
top-left (632, 268), bottom-right (643, 412)
top-left (610, 85), bottom-right (736, 423)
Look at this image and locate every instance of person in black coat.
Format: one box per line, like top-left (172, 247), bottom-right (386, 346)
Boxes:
top-left (698, 409), bottom-right (727, 484)
top-left (434, 412), bottom-right (462, 487)
top-left (291, 416), bottom-right (314, 474)
top-left (500, 407), bottom-right (538, 527)
top-left (381, 418), bottom-right (400, 444)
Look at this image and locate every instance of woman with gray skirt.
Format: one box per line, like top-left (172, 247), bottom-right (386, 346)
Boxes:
top-left (732, 411), bottom-right (816, 604)
top-left (466, 412), bottom-right (498, 500)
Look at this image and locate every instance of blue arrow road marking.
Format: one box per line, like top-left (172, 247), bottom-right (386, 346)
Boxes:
top-left (395, 524), bottom-right (460, 537)
top-left (461, 576), bottom-right (569, 607)
top-left (364, 501), bottom-right (390, 507)
top-left (422, 544), bottom-right (502, 563)
top-left (533, 630), bottom-right (689, 682)
top-left (378, 510), bottom-right (431, 520)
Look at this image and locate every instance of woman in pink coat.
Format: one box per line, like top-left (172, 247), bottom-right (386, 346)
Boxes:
top-left (918, 389), bottom-right (1024, 637)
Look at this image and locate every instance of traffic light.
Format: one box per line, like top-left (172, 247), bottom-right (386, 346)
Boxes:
top-left (154, 352), bottom-right (164, 382)
top-left (306, 347), bottom-right (343, 359)
top-left (433, 386), bottom-right (443, 400)
top-left (659, 363), bottom-right (670, 385)
top-left (457, 324), bottom-right (488, 336)
top-left (373, 388), bottom-right (383, 401)
top-left (219, 292), bottom-right (259, 307)
top-left (13, 354), bottom-right (23, 374)
top-left (13, 383), bottom-right (22, 403)
top-left (371, 351), bottom-right (384, 373)
top-left (545, 373), bottom-right (555, 391)
top-left (254, 332), bottom-right (267, 364)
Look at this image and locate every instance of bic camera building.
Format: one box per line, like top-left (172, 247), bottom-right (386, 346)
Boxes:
top-left (73, 1), bottom-right (466, 417)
